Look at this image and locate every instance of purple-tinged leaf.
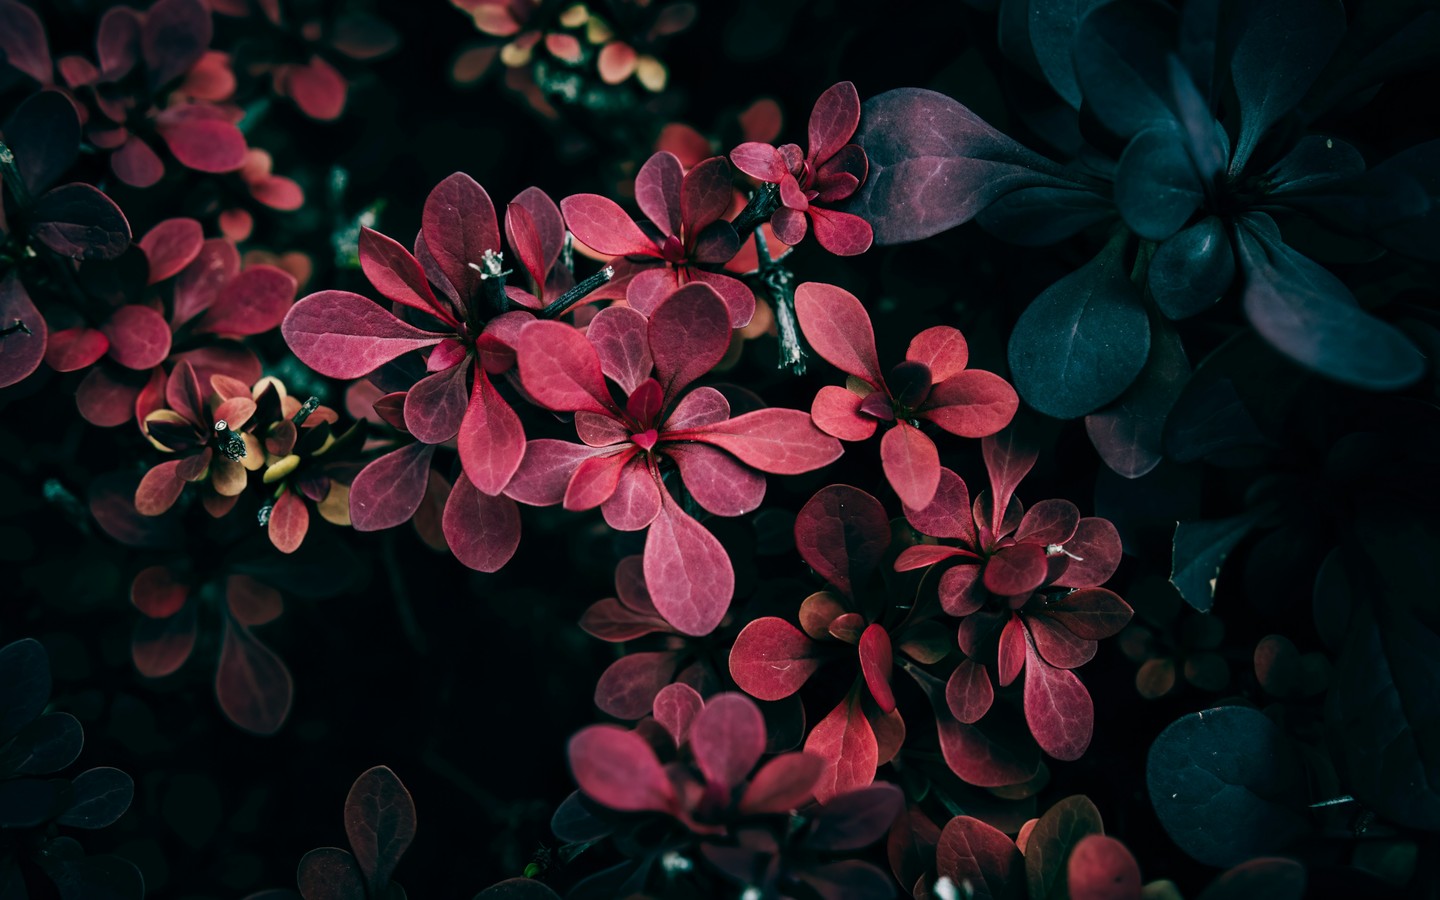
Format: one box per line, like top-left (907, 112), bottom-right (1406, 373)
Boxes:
top-left (215, 619), bottom-right (292, 735)
top-left (648, 283), bottom-right (732, 400)
top-left (515, 320), bottom-right (615, 414)
top-left (200, 265), bottom-right (296, 336)
top-left (652, 682), bottom-right (703, 746)
top-left (807, 782), bottom-right (904, 852)
top-left (4, 91), bottom-right (79, 196)
top-left (811, 385), bottom-right (877, 441)
top-left (793, 485), bottom-right (890, 598)
top-left (680, 157), bottom-right (733, 232)
top-left (1023, 632), bottom-right (1093, 761)
top-left (298, 848), bottom-right (365, 900)
top-left (739, 753), bottom-right (824, 815)
top-left (457, 370), bottom-right (526, 495)
top-left (443, 472), bottom-right (521, 572)
top-left (858, 624), bottom-right (896, 713)
top-left (568, 725), bottom-right (677, 813)
top-left (156, 111), bottom-right (247, 173)
top-left (880, 420), bottom-right (940, 511)
top-left (935, 815), bottom-right (1024, 900)
top-left (808, 82), bottom-right (862, 166)
top-left (31, 183), bottom-right (131, 260)
top-left (1043, 589), bottom-right (1133, 640)
top-left (684, 409), bottom-right (842, 475)
top-left (729, 617), bottom-right (821, 701)
top-left (1027, 615), bottom-right (1098, 669)
top-left (643, 499), bottom-right (733, 637)
top-left (600, 456), bottom-right (662, 531)
top-left (359, 227), bottom-right (448, 321)
top-left (793, 282), bottom-right (884, 385)
top-left (1024, 795), bottom-right (1104, 900)
top-left (0, 0), bottom-right (52, 83)
top-left (101, 305), bottom-right (171, 370)
top-left (349, 442), bottom-right (436, 531)
top-left (142, 0), bottom-right (212, 88)
top-left (690, 692), bottom-right (766, 792)
top-left (947, 659), bottom-right (994, 724)
top-left (132, 604), bottom-right (197, 676)
top-left (139, 218), bottom-right (203, 284)
top-left (404, 363), bottom-right (470, 444)
top-left (586, 306), bottom-right (652, 396)
top-left (984, 543), bottom-right (1049, 596)
top-left (283, 292), bottom-right (443, 379)
top-left (635, 151), bottom-right (683, 236)
top-left (561, 194), bottom-right (654, 257)
top-left (595, 651), bottom-right (679, 720)
top-left (504, 440), bottom-right (605, 506)
top-left (1085, 321), bottom-right (1189, 479)
top-left (344, 766), bottom-right (416, 894)
top-left (795, 860), bottom-right (895, 900)
top-left (667, 443), bottom-right (766, 517)
top-left (422, 172), bottom-right (500, 304)
top-left (809, 207), bottom-right (874, 256)
top-left (0, 275), bottom-right (47, 388)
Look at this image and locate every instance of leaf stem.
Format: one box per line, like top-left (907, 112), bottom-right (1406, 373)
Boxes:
top-left (754, 227), bottom-right (806, 375)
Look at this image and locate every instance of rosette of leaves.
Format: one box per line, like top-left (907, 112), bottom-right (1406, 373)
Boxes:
top-left (510, 283), bottom-right (840, 636)
top-left (891, 430), bottom-right (1130, 777)
top-left (846, 0), bottom-right (1431, 476)
top-left (561, 687), bottom-right (904, 899)
top-left (0, 638), bottom-right (142, 899)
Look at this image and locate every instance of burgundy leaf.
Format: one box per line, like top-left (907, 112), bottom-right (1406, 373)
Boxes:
top-left (739, 753), bottom-right (825, 814)
top-left (515, 320), bottom-right (615, 414)
top-left (139, 218), bottom-right (204, 284)
top-left (268, 489), bottom-right (308, 554)
top-left (793, 485), bottom-right (889, 598)
top-left (935, 815), bottom-right (1025, 900)
top-left (684, 409), bottom-right (842, 475)
top-left (1027, 615), bottom-right (1098, 669)
top-left (880, 420), bottom-right (940, 510)
top-left (283, 292), bottom-right (443, 378)
top-left (643, 499), bottom-right (733, 637)
top-left (509, 187), bottom-right (566, 281)
top-left (0, 274), bottom-right (46, 388)
top-left (652, 682), bottom-right (704, 746)
top-left (947, 658), bottom-right (994, 724)
top-left (730, 143), bottom-right (789, 182)
top-left (918, 371), bottom-right (1020, 440)
top-left (941, 564), bottom-right (985, 616)
top-left (729, 617), bottom-right (821, 701)
top-left (564, 450), bottom-right (631, 512)
top-left (595, 651), bottom-right (680, 720)
top-left (681, 157), bottom-right (734, 232)
top-left (135, 460), bottom-right (187, 516)
top-left (809, 82), bottom-right (862, 166)
top-left (982, 430), bottom-right (1038, 537)
top-left (504, 440), bottom-right (605, 506)
top-left (100, 305), bottom-right (171, 370)
top-left (174, 238), bottom-right (240, 324)
top-left (809, 207), bottom-right (875, 256)
top-left (1067, 834), bottom-right (1141, 900)
top-left (793, 282), bottom-right (883, 385)
top-left (984, 543), bottom-right (1049, 597)
top-left (1023, 632), bottom-right (1093, 761)
top-left (404, 363), bottom-right (470, 444)
top-left (663, 386), bottom-right (731, 431)
top-left (906, 326), bottom-right (970, 382)
top-left (359, 227), bottom-right (446, 320)
top-left (1015, 499), bottom-right (1081, 547)
top-left (422, 172), bottom-right (500, 303)
top-left (997, 615), bottom-right (1027, 687)
top-left (568, 724), bottom-right (677, 813)
top-left (142, 0), bottom-right (212, 88)
top-left (4, 91), bottom-right (79, 196)
top-left (297, 847), bottom-right (365, 900)
top-left (200, 265), bottom-right (296, 336)
top-left (859, 624), bottom-right (896, 713)
top-left (31, 183), bottom-right (131, 259)
top-left (600, 456), bottom-right (663, 531)
top-left (43, 328), bottom-right (108, 372)
top-left (648, 283), bottom-right (732, 400)
top-left (635, 151), bottom-right (683, 237)
top-left (215, 619), bottom-right (292, 735)
top-left (0, 0), bottom-right (52, 83)
top-left (343, 766), bottom-right (416, 894)
top-left (156, 112), bottom-right (247, 173)
top-left (579, 597), bottom-right (668, 643)
top-left (112, 137), bottom-right (165, 188)
top-left (561, 194), bottom-right (654, 257)
top-left (935, 713), bottom-right (1040, 788)
top-left (586, 306), bottom-right (653, 395)
top-left (442, 472), bottom-right (521, 572)
top-left (457, 370), bottom-right (526, 495)
top-left (283, 56), bottom-right (346, 120)
top-left (795, 860), bottom-right (895, 900)
top-left (667, 443), bottom-right (766, 517)
top-left (690, 692), bottom-right (767, 792)
top-left (805, 697), bottom-right (879, 803)
top-left (1053, 518), bottom-right (1123, 588)
top-left (1043, 588), bottom-right (1133, 640)
top-left (902, 467), bottom-right (975, 542)
top-left (349, 442), bottom-right (436, 531)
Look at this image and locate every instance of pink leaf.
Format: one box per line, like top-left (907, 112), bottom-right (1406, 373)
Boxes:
top-left (585, 306), bottom-right (652, 396)
top-left (560, 194), bottom-right (654, 257)
top-left (935, 815), bottom-right (1025, 900)
top-left (997, 615), bottom-right (1027, 687)
top-left (880, 420), bottom-right (940, 510)
top-left (0, 0), bottom-right (52, 83)
top-left (358, 227), bottom-right (447, 320)
top-left (684, 408), bottom-right (842, 475)
top-left (600, 455), bottom-right (663, 531)
top-left (139, 218), bottom-right (204, 284)
top-left (902, 467), bottom-right (976, 543)
top-left (809, 207), bottom-right (874, 256)
top-left (729, 617), bottom-right (821, 700)
top-left (905, 326), bottom-right (969, 381)
top-left (509, 186), bottom-right (566, 276)
top-left (982, 430), bottom-right (1038, 537)
top-left (681, 157), bottom-right (734, 232)
top-left (688, 269), bottom-right (756, 328)
top-left (283, 292), bottom-right (442, 379)
top-left (1015, 498), bottom-right (1081, 546)
top-left (515, 320), bottom-right (615, 414)
top-left (635, 151), bottom-right (683, 237)
top-left (983, 543), bottom-right (1049, 597)
top-left (811, 385), bottom-right (878, 441)
top-left (1043, 588), bottom-right (1133, 640)
top-left (805, 697), bottom-right (879, 803)
top-left (595, 651), bottom-right (680, 720)
top-left (579, 597), bottom-right (668, 643)
top-left (0, 275), bottom-right (46, 388)
top-left (112, 137), bottom-right (166, 188)
top-left (946, 659), bottom-right (994, 724)
top-left (731, 142), bottom-right (789, 183)
top-left (1023, 632), bottom-right (1093, 761)
top-left (215, 619), bottom-right (292, 735)
top-left (457, 370), bottom-right (526, 495)
top-left (44, 328), bottom-right (109, 372)
top-left (793, 282), bottom-right (883, 385)
top-left (652, 682), bottom-right (704, 745)
top-left (690, 692), bottom-right (766, 792)
top-left (935, 713), bottom-right (1040, 788)
top-left (662, 386), bottom-right (730, 430)
top-left (1067, 835), bottom-right (1141, 900)
top-left (284, 56), bottom-right (346, 120)
top-left (422, 172), bottom-right (500, 304)
top-left (859, 624), bottom-right (896, 713)
top-left (809, 82), bottom-right (861, 166)
top-left (157, 114), bottom-right (247, 173)
top-left (919, 370), bottom-right (1020, 438)
top-left (596, 40), bottom-right (637, 84)
top-left (200, 265), bottom-right (296, 336)
top-left (667, 443), bottom-right (766, 517)
top-left (568, 724), bottom-right (677, 813)
top-left (349, 443), bottom-right (436, 531)
top-left (343, 766), bottom-right (416, 894)
top-left (443, 472), bottom-right (521, 572)
top-left (1027, 615), bottom-right (1097, 669)
top-left (404, 363), bottom-right (470, 444)
top-left (1053, 518), bottom-right (1123, 588)
top-left (643, 499), bottom-right (733, 637)
top-left (503, 202), bottom-right (546, 293)
top-left (648, 283), bottom-right (732, 401)
top-left (793, 485), bottom-right (889, 598)
top-left (563, 450), bottom-right (632, 512)
top-left (503, 440), bottom-right (605, 506)
top-left (174, 238), bottom-right (239, 325)
top-left (102, 305), bottom-right (171, 370)
top-left (268, 489), bottom-right (308, 554)
top-left (740, 753), bottom-right (825, 814)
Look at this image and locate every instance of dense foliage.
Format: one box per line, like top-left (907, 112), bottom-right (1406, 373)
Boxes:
top-left (2, 0), bottom-right (1437, 897)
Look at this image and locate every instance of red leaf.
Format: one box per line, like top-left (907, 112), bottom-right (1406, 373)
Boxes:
top-left (509, 187), bottom-right (565, 280)
top-left (139, 218), bottom-right (204, 284)
top-left (902, 467), bottom-right (976, 543)
top-left (102, 305), bottom-right (171, 370)
top-left (283, 291), bottom-right (442, 379)
top-left (684, 408), bottom-right (842, 475)
top-left (652, 682), bottom-right (704, 745)
top-left (131, 565), bottom-right (189, 618)
top-left (920, 370), bottom-right (1020, 439)
top-left (349, 442), bottom-right (436, 531)
top-left (880, 420), bottom-right (940, 510)
top-left (503, 440), bottom-right (604, 506)
top-left (1023, 632), bottom-right (1093, 761)
top-left (729, 617), bottom-right (821, 701)
top-left (422, 172), bottom-right (500, 303)
top-left (935, 714), bottom-right (1040, 788)
top-left (947, 659), bottom-right (994, 724)
top-left (201, 265), bottom-right (296, 336)
top-left (681, 157), bottom-right (734, 232)
top-left (997, 615), bottom-right (1027, 687)
top-left (568, 724), bottom-right (677, 813)
top-left (595, 651), bottom-right (680, 719)
top-left (690, 692), bottom-right (766, 792)
top-left (859, 624), bottom-right (896, 714)
top-left (596, 40), bottom-right (637, 84)
top-left (563, 450), bottom-right (631, 511)
top-left (793, 282), bottom-right (883, 385)
top-left (1015, 499), bottom-right (1081, 546)
top-left (284, 56), bottom-right (346, 120)
top-left (561, 194), bottom-right (654, 257)
top-left (1042, 588), bottom-right (1133, 640)
top-left (404, 363), bottom-right (469, 444)
top-left (643, 499), bottom-right (733, 636)
top-left (739, 753), bottom-right (824, 814)
top-left (793, 485), bottom-right (889, 598)
top-left (663, 385), bottom-right (730, 430)
top-left (984, 543), bottom-right (1049, 596)
top-left (635, 151), bottom-right (683, 237)
top-left (648, 283), bottom-right (732, 401)
top-left (809, 207), bottom-right (874, 256)
top-left (888, 806), bottom-right (943, 892)
top-left (344, 766), bottom-right (416, 894)
top-left (442, 472), bottom-right (521, 572)
top-left (132, 603), bottom-right (198, 677)
top-left (805, 696), bottom-right (879, 803)
top-left (135, 460), bottom-right (187, 516)
top-left (358, 227), bottom-right (447, 320)
top-left (215, 619), bottom-right (292, 734)
top-left (141, 0), bottom-right (211, 87)
top-left (667, 443), bottom-right (765, 517)
top-left (1067, 835), bottom-right (1142, 900)
top-left (457, 370), bottom-right (526, 495)
top-left (600, 455), bottom-right (662, 531)
top-left (112, 136), bottom-right (165, 188)
top-left (686, 269), bottom-right (755, 327)
top-left (157, 113), bottom-right (247, 173)
top-left (174, 238), bottom-right (240, 325)
top-left (811, 385), bottom-right (878, 441)
top-left (579, 597), bottom-right (668, 643)
top-left (1027, 615), bottom-right (1097, 669)
top-left (935, 815), bottom-right (1025, 900)
top-left (515, 320), bottom-right (615, 414)
top-left (982, 430), bottom-right (1038, 537)
top-left (731, 142), bottom-right (789, 182)
top-left (893, 544), bottom-right (972, 572)
top-left (586, 306), bottom-right (652, 395)
top-left (268, 489), bottom-right (309, 554)
top-left (44, 328), bottom-right (109, 372)
top-left (906, 326), bottom-right (970, 381)
top-left (809, 82), bottom-right (861, 166)
top-left (1053, 518), bottom-right (1123, 588)
top-left (0, 0), bottom-right (52, 83)
top-left (0, 274), bottom-right (46, 388)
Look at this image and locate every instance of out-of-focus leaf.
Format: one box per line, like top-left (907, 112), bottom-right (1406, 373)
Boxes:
top-left (1170, 507), bottom-right (1268, 612)
top-left (1024, 794), bottom-right (1103, 900)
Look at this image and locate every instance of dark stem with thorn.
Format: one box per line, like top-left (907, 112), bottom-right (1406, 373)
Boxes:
top-left (753, 227), bottom-right (807, 375)
top-left (1, 319), bottom-right (32, 338)
top-left (729, 182), bottom-right (781, 236)
top-left (542, 264), bottom-right (615, 319)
